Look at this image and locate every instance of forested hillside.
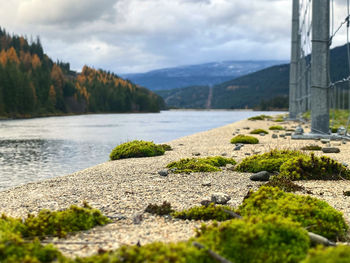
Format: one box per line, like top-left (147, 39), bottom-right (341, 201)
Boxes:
top-left (0, 28), bottom-right (165, 118)
top-left (156, 43), bottom-right (350, 110)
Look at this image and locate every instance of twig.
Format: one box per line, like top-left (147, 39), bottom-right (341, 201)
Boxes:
top-left (308, 232), bottom-right (336, 246)
top-left (192, 242), bottom-right (233, 263)
top-left (222, 209), bottom-right (243, 219)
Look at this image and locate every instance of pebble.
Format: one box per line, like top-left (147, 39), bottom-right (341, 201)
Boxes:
top-left (245, 153), bottom-right (251, 156)
top-left (321, 139), bottom-right (330, 144)
top-left (211, 193), bottom-right (231, 205)
top-left (272, 134), bottom-right (278, 139)
top-left (322, 147), bottom-right (340, 153)
top-left (259, 133), bottom-right (265, 136)
top-left (243, 127), bottom-right (250, 130)
top-left (133, 214), bottom-right (143, 225)
top-left (221, 153), bottom-right (227, 156)
top-left (285, 132), bottom-right (292, 136)
top-left (158, 169), bottom-right (169, 177)
top-left (249, 171), bottom-right (271, 182)
top-left (192, 152), bottom-right (201, 156)
top-left (279, 134), bottom-right (285, 138)
top-left (202, 181), bottom-right (211, 187)
top-left (200, 200), bottom-right (212, 206)
top-left (225, 164), bottom-right (235, 171)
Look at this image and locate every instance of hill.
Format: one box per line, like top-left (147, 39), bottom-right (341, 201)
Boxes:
top-left (0, 27), bottom-right (165, 118)
top-left (123, 60), bottom-right (286, 91)
top-left (157, 43), bottom-right (349, 109)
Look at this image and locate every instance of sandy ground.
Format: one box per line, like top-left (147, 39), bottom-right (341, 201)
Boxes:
top-left (1, 117), bottom-right (350, 257)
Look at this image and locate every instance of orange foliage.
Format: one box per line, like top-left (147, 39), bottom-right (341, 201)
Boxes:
top-left (6, 47), bottom-right (20, 65)
top-left (31, 54), bottom-right (42, 69)
top-left (0, 50), bottom-right (7, 66)
top-left (51, 64), bottom-right (64, 90)
top-left (49, 85), bottom-right (56, 105)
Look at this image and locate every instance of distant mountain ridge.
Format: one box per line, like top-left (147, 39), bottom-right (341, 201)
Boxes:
top-left (156, 43), bottom-right (349, 109)
top-left (123, 60), bottom-right (286, 91)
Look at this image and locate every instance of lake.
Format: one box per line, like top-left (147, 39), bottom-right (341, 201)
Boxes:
top-left (0, 110), bottom-right (283, 190)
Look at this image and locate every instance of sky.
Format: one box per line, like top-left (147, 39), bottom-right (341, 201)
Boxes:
top-left (0, 0), bottom-right (348, 74)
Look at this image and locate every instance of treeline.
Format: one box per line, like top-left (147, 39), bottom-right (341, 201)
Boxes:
top-left (0, 27), bottom-right (165, 118)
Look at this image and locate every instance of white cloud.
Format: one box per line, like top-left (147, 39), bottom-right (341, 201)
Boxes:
top-left (0, 0), bottom-right (348, 74)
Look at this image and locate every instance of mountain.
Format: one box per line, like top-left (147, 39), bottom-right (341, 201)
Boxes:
top-left (157, 43), bottom-right (350, 109)
top-left (123, 60), bottom-right (286, 91)
top-left (0, 27), bottom-right (165, 118)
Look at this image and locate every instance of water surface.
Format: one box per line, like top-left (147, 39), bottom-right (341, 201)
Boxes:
top-left (0, 110), bottom-right (283, 190)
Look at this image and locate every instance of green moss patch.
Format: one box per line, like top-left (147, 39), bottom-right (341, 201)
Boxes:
top-left (166, 156), bottom-right (236, 174)
top-left (269, 125), bottom-right (284, 130)
top-left (76, 241), bottom-right (209, 263)
top-left (279, 153), bottom-right (350, 180)
top-left (22, 203), bottom-right (110, 238)
top-left (238, 186), bottom-right (348, 240)
top-left (301, 145), bottom-right (322, 151)
top-left (250, 129), bottom-right (268, 134)
top-left (0, 203), bottom-right (109, 262)
top-left (302, 246), bottom-right (350, 263)
top-left (248, 115), bottom-right (272, 121)
top-left (172, 204), bottom-right (236, 221)
top-left (110, 140), bottom-right (167, 160)
top-left (230, 135), bottom-right (259, 144)
top-left (236, 149), bottom-right (302, 173)
top-left (194, 214), bottom-right (310, 263)
top-left (145, 201), bottom-right (174, 216)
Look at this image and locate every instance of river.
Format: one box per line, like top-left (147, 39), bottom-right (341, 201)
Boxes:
top-left (0, 110), bottom-right (284, 190)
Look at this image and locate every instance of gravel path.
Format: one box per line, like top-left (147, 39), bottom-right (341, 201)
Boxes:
top-left (1, 117), bottom-right (350, 258)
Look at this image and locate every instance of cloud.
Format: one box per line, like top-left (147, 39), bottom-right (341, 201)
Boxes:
top-left (1, 0), bottom-right (348, 74)
top-left (17, 0), bottom-right (116, 25)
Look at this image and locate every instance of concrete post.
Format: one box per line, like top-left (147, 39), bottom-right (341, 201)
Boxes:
top-left (310, 0), bottom-right (330, 134)
top-left (289, 0), bottom-right (299, 119)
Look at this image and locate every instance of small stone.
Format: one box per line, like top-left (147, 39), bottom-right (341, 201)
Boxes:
top-left (343, 191), bottom-right (350, 197)
top-left (279, 134), bottom-right (285, 138)
top-left (294, 126), bottom-right (304, 135)
top-left (245, 153), bottom-right (251, 156)
top-left (259, 133), bottom-right (265, 136)
top-left (201, 200), bottom-right (212, 206)
top-left (321, 139), bottom-right (330, 144)
top-left (178, 143), bottom-right (184, 146)
top-left (133, 214), bottom-right (143, 224)
top-left (243, 127), bottom-right (250, 130)
top-left (108, 214), bottom-right (127, 220)
top-left (221, 152), bottom-right (227, 156)
top-left (250, 171), bottom-right (271, 181)
top-left (158, 169), bottom-right (169, 177)
top-left (343, 162), bottom-right (348, 167)
top-left (285, 132), bottom-right (292, 136)
top-left (322, 147), bottom-right (340, 153)
top-left (272, 134), bottom-right (278, 139)
top-left (343, 140), bottom-right (347, 144)
top-left (211, 193), bottom-right (231, 204)
top-left (202, 181), bottom-right (211, 187)
top-left (234, 146), bottom-right (242, 151)
top-left (192, 152), bottom-right (201, 156)
top-left (226, 164), bottom-right (235, 171)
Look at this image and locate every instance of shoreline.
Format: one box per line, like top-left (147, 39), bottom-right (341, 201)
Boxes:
top-left (0, 116), bottom-right (349, 257)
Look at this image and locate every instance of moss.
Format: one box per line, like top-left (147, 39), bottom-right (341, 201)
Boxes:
top-left (172, 204), bottom-right (236, 221)
top-left (166, 156), bottom-right (236, 174)
top-left (235, 149), bottom-right (302, 173)
top-left (269, 125), bottom-right (284, 130)
top-left (302, 245), bottom-right (350, 263)
top-left (278, 153), bottom-right (350, 180)
top-left (230, 135), bottom-right (259, 144)
top-left (248, 115), bottom-right (272, 121)
top-left (23, 203), bottom-right (110, 238)
top-left (0, 216), bottom-right (64, 263)
top-left (194, 214), bottom-right (310, 263)
top-left (74, 242), bottom-right (210, 263)
top-left (109, 140), bottom-right (166, 160)
top-left (330, 126), bottom-right (339, 133)
top-left (145, 201), bottom-right (174, 216)
top-left (159, 144), bottom-right (172, 151)
top-left (238, 186), bottom-right (349, 240)
top-left (301, 145), bottom-right (322, 151)
top-left (264, 176), bottom-right (305, 192)
top-left (250, 129), bottom-right (269, 134)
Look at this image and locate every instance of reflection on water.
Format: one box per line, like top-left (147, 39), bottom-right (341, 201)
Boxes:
top-left (0, 110), bottom-right (284, 190)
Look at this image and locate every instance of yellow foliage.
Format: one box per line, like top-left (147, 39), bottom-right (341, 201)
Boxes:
top-left (7, 47), bottom-right (20, 65)
top-left (31, 54), bottom-right (42, 69)
top-left (51, 64), bottom-right (64, 90)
